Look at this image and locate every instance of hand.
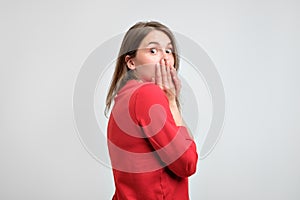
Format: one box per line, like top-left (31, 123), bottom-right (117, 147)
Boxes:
top-left (154, 59), bottom-right (181, 103)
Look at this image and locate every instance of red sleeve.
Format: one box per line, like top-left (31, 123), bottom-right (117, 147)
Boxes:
top-left (133, 83), bottom-right (198, 177)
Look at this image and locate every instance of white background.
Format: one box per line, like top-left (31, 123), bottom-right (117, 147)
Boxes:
top-left (1, 0), bottom-right (299, 199)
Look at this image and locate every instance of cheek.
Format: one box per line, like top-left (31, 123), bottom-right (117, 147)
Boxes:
top-left (134, 52), bottom-right (156, 65)
top-left (135, 53), bottom-right (175, 67)
top-left (138, 56), bottom-right (159, 65)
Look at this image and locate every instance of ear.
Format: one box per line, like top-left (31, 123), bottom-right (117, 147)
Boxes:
top-left (125, 55), bottom-right (136, 70)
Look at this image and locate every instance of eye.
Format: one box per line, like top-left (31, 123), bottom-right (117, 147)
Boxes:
top-left (165, 48), bottom-right (173, 54)
top-left (150, 48), bottom-right (158, 54)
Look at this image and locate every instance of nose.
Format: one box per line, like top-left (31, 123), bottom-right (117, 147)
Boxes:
top-left (161, 49), bottom-right (169, 63)
top-left (161, 58), bottom-right (169, 67)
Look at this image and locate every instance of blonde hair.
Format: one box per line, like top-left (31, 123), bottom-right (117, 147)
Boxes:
top-left (105, 21), bottom-right (180, 116)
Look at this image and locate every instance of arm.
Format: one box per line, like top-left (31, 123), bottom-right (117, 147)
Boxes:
top-left (155, 61), bottom-right (194, 138)
top-left (134, 84), bottom-right (198, 177)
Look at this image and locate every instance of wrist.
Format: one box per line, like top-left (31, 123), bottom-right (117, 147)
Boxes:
top-left (169, 100), bottom-right (178, 108)
top-left (169, 102), bottom-right (183, 126)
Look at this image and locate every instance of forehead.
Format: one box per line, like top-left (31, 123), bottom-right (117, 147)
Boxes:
top-left (139, 30), bottom-right (172, 47)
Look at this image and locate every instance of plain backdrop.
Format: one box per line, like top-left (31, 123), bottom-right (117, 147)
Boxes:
top-left (0, 0), bottom-right (299, 199)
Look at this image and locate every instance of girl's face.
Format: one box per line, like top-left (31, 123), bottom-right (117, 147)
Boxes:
top-left (126, 30), bottom-right (175, 82)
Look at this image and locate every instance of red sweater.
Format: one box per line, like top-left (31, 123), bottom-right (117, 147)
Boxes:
top-left (107, 80), bottom-right (198, 200)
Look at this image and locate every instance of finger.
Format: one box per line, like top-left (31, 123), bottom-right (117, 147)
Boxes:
top-left (170, 67), bottom-right (181, 96)
top-left (165, 59), bottom-right (170, 68)
top-left (166, 65), bottom-right (174, 88)
top-left (167, 65), bottom-right (177, 97)
top-left (155, 63), bottom-right (162, 88)
top-left (160, 60), bottom-right (168, 89)
top-left (170, 66), bottom-right (178, 84)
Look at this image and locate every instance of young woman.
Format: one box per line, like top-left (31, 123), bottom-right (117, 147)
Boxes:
top-left (105, 21), bottom-right (198, 200)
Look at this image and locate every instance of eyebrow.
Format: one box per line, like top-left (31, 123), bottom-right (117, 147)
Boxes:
top-left (147, 41), bottom-right (172, 46)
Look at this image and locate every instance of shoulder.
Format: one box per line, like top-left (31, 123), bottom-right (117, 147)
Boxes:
top-left (136, 82), bottom-right (165, 98)
top-left (133, 82), bottom-right (170, 123)
top-left (133, 82), bottom-right (168, 106)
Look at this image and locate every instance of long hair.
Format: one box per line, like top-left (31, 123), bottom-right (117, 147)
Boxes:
top-left (105, 21), bottom-right (180, 116)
